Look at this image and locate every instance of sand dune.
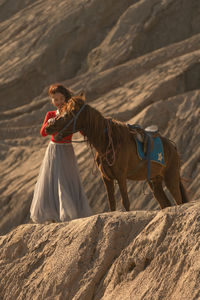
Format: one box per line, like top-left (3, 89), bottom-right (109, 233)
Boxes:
top-left (0, 0), bottom-right (200, 298)
top-left (1, 202), bottom-right (200, 299)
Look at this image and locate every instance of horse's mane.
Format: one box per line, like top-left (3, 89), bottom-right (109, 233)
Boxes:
top-left (61, 95), bottom-right (131, 150)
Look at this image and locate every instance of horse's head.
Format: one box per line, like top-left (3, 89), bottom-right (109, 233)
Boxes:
top-left (45, 92), bottom-right (86, 140)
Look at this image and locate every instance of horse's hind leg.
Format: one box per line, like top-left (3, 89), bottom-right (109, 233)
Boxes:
top-left (117, 178), bottom-right (130, 211)
top-left (164, 173), bottom-right (185, 205)
top-left (102, 177), bottom-right (116, 211)
top-left (163, 141), bottom-right (189, 205)
top-left (179, 180), bottom-right (189, 203)
top-left (149, 177), bottom-right (172, 209)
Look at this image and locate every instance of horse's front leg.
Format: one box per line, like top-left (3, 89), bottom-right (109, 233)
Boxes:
top-left (117, 178), bottom-right (130, 211)
top-left (102, 176), bottom-right (116, 211)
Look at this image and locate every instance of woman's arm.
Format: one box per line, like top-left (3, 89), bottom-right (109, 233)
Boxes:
top-left (40, 112), bottom-right (55, 137)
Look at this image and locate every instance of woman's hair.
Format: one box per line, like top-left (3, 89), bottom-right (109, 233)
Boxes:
top-left (48, 84), bottom-right (73, 102)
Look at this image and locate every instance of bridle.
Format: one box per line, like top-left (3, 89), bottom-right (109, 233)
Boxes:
top-left (56, 103), bottom-right (86, 139)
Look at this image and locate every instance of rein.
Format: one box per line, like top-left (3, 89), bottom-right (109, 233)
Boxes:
top-left (56, 103), bottom-right (86, 142)
top-left (104, 118), bottom-right (116, 166)
top-left (56, 105), bottom-right (117, 178)
top-left (97, 118), bottom-right (117, 180)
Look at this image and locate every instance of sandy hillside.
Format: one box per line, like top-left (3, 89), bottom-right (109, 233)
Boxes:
top-left (1, 202), bottom-right (200, 300)
top-left (0, 0), bottom-right (200, 298)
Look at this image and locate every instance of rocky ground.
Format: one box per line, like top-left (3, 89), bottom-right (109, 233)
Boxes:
top-left (1, 202), bottom-right (200, 300)
top-left (0, 0), bottom-right (200, 299)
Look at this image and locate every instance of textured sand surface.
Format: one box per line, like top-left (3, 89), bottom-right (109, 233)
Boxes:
top-left (0, 0), bottom-right (200, 299)
top-left (1, 202), bottom-right (200, 300)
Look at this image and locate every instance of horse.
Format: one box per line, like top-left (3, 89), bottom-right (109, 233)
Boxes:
top-left (45, 92), bottom-right (189, 211)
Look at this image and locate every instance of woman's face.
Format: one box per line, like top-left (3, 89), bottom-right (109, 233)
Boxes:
top-left (51, 92), bottom-right (65, 109)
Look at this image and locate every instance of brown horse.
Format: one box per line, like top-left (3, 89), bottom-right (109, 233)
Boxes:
top-left (45, 92), bottom-right (189, 211)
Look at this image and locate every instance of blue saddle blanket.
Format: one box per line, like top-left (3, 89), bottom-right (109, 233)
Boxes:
top-left (136, 136), bottom-right (165, 166)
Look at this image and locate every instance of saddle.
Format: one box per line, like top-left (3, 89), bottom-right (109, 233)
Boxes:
top-left (128, 124), bottom-right (160, 155)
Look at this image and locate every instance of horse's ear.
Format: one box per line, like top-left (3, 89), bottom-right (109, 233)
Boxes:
top-left (78, 91), bottom-right (86, 101)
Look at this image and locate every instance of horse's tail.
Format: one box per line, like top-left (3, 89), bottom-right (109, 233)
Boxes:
top-left (179, 179), bottom-right (190, 203)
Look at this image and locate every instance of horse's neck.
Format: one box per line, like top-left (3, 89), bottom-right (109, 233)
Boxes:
top-left (81, 106), bottom-right (107, 154)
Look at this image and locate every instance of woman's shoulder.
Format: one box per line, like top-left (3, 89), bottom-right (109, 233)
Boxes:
top-left (45, 111), bottom-right (56, 117)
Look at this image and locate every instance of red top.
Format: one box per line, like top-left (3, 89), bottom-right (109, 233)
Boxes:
top-left (40, 111), bottom-right (72, 143)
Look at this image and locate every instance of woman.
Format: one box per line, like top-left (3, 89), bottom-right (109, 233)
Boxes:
top-left (30, 84), bottom-right (92, 223)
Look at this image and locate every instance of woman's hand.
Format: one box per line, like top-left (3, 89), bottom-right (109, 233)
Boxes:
top-left (47, 118), bottom-right (56, 125)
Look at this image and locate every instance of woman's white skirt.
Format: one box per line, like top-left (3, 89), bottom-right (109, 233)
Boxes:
top-left (30, 141), bottom-right (92, 223)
